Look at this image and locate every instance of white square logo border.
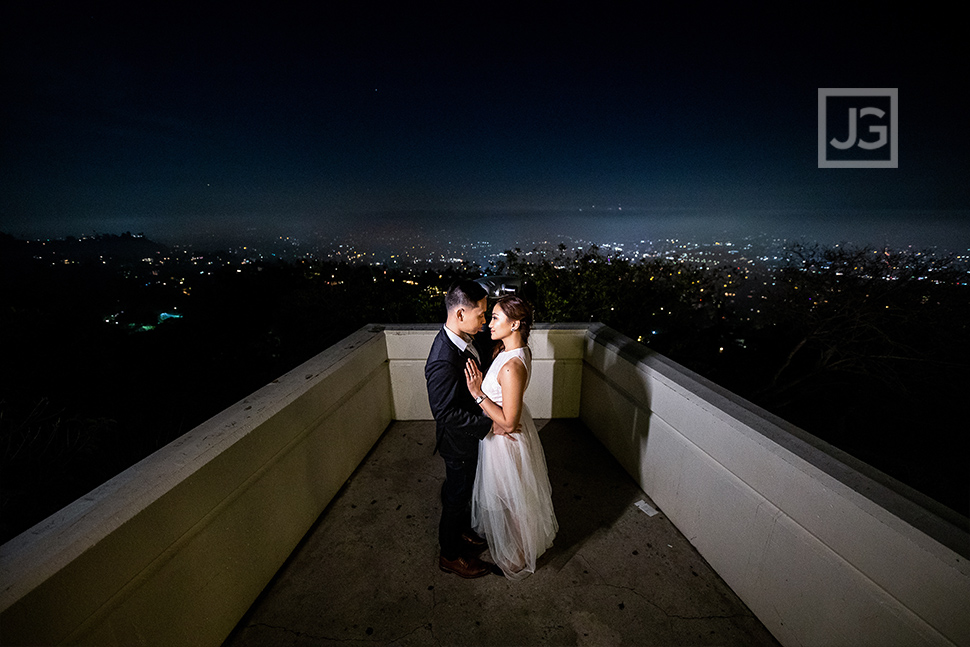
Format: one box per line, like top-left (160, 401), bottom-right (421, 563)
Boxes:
top-left (818, 88), bottom-right (898, 168)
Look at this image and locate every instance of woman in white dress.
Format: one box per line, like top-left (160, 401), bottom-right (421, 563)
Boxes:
top-left (463, 295), bottom-right (558, 580)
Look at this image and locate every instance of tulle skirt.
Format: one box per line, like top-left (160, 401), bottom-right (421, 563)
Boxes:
top-left (471, 404), bottom-right (558, 581)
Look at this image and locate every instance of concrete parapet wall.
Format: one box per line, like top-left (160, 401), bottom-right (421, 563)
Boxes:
top-left (4, 322), bottom-right (967, 646)
top-left (0, 326), bottom-right (393, 646)
top-left (383, 324), bottom-right (586, 420)
top-left (579, 323), bottom-right (970, 647)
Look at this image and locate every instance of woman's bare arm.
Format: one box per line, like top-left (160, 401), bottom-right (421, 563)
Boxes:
top-left (464, 358), bottom-right (527, 438)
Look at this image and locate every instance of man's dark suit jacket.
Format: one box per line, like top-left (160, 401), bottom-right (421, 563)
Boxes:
top-left (425, 327), bottom-right (494, 458)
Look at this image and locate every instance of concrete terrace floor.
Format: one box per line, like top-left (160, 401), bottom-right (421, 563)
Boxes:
top-left (222, 419), bottom-right (781, 647)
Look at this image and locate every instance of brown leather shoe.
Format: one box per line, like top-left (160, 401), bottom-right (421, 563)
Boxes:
top-left (439, 555), bottom-right (490, 578)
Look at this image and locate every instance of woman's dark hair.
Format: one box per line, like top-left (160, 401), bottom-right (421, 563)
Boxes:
top-left (493, 295), bottom-right (534, 356)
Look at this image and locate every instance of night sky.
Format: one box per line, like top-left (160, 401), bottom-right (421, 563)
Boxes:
top-left (2, 5), bottom-right (968, 250)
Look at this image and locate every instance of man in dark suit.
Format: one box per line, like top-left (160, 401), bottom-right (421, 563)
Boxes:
top-left (425, 279), bottom-right (515, 578)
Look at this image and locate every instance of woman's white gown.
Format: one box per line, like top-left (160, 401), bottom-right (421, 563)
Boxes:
top-left (472, 347), bottom-right (558, 580)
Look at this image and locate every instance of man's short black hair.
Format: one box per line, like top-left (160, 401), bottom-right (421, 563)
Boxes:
top-left (445, 279), bottom-right (487, 312)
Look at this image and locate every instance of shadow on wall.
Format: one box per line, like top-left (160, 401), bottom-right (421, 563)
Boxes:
top-left (580, 325), bottom-right (661, 492)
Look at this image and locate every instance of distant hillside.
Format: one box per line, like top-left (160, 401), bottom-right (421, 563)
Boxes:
top-left (0, 232), bottom-right (168, 265)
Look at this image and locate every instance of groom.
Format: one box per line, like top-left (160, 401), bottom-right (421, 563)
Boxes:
top-left (425, 279), bottom-right (512, 578)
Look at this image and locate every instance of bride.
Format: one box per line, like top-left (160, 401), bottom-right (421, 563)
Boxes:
top-left (463, 295), bottom-right (558, 580)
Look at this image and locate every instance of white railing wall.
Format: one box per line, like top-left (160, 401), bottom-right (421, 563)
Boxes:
top-left (0, 326), bottom-right (393, 647)
top-left (1, 323), bottom-right (967, 647)
top-left (383, 324), bottom-right (586, 421)
top-left (580, 323), bottom-right (970, 647)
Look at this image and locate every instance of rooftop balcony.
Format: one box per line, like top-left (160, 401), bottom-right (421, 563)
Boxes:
top-left (1, 324), bottom-right (967, 646)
